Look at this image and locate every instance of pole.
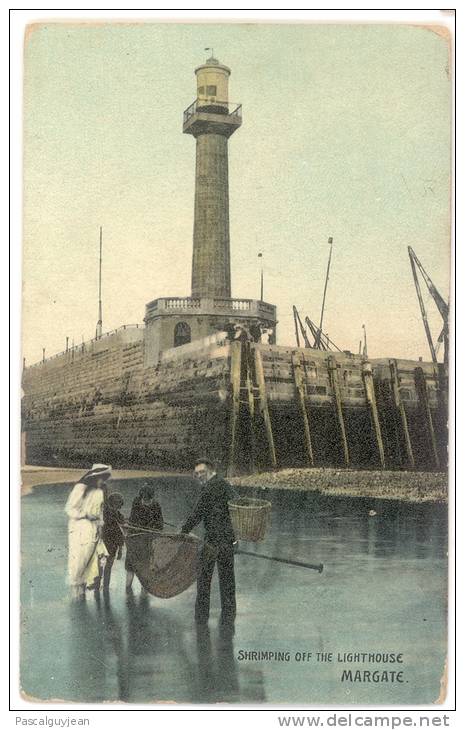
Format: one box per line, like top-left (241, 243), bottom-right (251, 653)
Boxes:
top-left (363, 324), bottom-right (367, 358)
top-left (317, 237), bottom-right (333, 348)
top-left (121, 523), bottom-right (324, 573)
top-left (237, 549), bottom-right (323, 573)
top-left (96, 226), bottom-right (103, 339)
top-left (258, 252), bottom-right (263, 301)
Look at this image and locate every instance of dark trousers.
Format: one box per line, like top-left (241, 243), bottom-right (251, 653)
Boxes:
top-left (195, 543), bottom-right (236, 623)
top-left (103, 550), bottom-right (117, 590)
top-left (102, 540), bottom-right (122, 590)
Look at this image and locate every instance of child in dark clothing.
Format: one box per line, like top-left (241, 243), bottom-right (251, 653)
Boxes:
top-left (102, 492), bottom-right (125, 590)
top-left (126, 484), bottom-right (163, 593)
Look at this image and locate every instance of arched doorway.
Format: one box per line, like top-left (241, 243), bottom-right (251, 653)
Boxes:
top-left (174, 321), bottom-right (191, 347)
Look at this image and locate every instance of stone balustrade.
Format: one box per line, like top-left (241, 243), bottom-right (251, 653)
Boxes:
top-left (145, 296), bottom-right (276, 322)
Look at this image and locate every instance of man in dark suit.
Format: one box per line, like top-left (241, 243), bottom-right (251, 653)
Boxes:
top-left (181, 459), bottom-right (238, 625)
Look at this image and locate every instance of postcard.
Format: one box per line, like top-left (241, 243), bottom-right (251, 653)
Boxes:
top-left (20, 21), bottom-right (451, 706)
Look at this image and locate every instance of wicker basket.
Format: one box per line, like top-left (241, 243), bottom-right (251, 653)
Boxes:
top-left (228, 497), bottom-right (272, 542)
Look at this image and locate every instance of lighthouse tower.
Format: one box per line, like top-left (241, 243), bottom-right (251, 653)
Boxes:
top-left (183, 55), bottom-right (240, 299)
top-left (144, 56), bottom-right (277, 364)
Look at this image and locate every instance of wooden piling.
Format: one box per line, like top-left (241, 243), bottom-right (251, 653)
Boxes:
top-left (254, 347), bottom-right (277, 469)
top-left (228, 340), bottom-right (242, 477)
top-left (414, 366), bottom-right (440, 469)
top-left (327, 355), bottom-right (350, 467)
top-left (244, 342), bottom-right (256, 472)
top-left (437, 362), bottom-right (448, 432)
top-left (245, 343), bottom-right (256, 419)
top-left (292, 352), bottom-right (314, 466)
top-left (389, 360), bottom-right (415, 468)
top-left (362, 360), bottom-right (386, 468)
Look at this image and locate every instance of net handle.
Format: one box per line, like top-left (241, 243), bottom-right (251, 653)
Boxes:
top-left (119, 521), bottom-right (174, 538)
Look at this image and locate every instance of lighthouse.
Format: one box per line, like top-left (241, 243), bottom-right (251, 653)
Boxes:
top-left (144, 55), bottom-right (277, 364)
top-left (183, 55), bottom-right (241, 299)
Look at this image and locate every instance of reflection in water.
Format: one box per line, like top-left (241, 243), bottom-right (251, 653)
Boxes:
top-left (195, 624), bottom-right (214, 700)
top-left (216, 624), bottom-right (240, 700)
top-left (100, 593), bottom-right (127, 700)
top-left (194, 623), bottom-right (240, 703)
top-left (123, 591), bottom-right (159, 701)
top-left (68, 600), bottom-right (109, 703)
top-left (64, 588), bottom-right (262, 704)
top-left (123, 592), bottom-right (196, 703)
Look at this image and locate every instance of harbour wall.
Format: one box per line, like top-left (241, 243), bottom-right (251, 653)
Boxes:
top-left (21, 329), bottom-right (447, 474)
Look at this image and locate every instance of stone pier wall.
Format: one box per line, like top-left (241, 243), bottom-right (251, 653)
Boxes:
top-left (22, 331), bottom-right (232, 470)
top-left (21, 333), bottom-right (447, 473)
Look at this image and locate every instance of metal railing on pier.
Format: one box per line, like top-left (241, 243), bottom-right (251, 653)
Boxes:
top-left (25, 324), bottom-right (144, 369)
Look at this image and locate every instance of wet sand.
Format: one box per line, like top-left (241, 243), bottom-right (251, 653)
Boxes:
top-left (22, 465), bottom-right (448, 503)
top-left (230, 468), bottom-right (448, 504)
top-left (20, 466), bottom-right (186, 495)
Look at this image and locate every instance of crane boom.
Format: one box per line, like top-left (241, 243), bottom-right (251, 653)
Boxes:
top-left (408, 246), bottom-right (449, 364)
top-left (305, 316), bottom-right (342, 352)
top-left (409, 248), bottom-right (437, 363)
top-left (293, 306), bottom-right (311, 348)
top-left (408, 247), bottom-right (448, 321)
top-left (305, 317), bottom-right (327, 350)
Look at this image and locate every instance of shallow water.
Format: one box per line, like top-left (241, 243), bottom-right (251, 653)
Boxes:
top-left (20, 477), bottom-right (447, 705)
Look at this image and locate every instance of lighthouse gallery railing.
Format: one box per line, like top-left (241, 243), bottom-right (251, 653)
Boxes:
top-left (183, 99), bottom-right (242, 125)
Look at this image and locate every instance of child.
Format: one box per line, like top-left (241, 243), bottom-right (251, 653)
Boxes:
top-left (126, 484), bottom-right (163, 593)
top-left (102, 492), bottom-right (125, 591)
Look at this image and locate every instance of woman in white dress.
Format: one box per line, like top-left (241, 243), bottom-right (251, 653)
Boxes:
top-left (65, 464), bottom-right (111, 600)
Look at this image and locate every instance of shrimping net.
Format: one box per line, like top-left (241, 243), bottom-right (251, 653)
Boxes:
top-left (124, 527), bottom-right (201, 598)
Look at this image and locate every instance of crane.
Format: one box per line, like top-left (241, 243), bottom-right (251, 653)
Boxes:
top-left (408, 246), bottom-right (449, 364)
top-left (293, 306), bottom-right (312, 349)
top-left (292, 306), bottom-right (341, 352)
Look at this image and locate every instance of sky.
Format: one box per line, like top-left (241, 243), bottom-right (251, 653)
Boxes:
top-left (22, 22), bottom-right (451, 364)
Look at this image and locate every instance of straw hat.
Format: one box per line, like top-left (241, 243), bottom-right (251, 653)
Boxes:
top-left (80, 463), bottom-right (112, 482)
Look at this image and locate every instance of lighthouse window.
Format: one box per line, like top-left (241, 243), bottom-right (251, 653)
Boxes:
top-left (206, 85), bottom-right (217, 96)
top-left (198, 86), bottom-right (205, 95)
top-left (174, 322), bottom-right (191, 347)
